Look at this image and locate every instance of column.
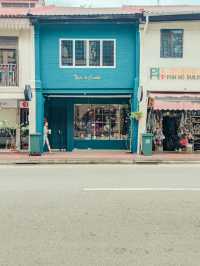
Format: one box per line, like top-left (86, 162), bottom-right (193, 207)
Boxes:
top-left (131, 27), bottom-right (140, 153)
top-left (34, 22), bottom-right (44, 152)
top-left (66, 100), bottom-right (74, 152)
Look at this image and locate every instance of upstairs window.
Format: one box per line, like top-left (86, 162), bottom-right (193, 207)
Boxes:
top-left (2, 2), bottom-right (35, 7)
top-left (61, 40), bottom-right (73, 66)
top-left (89, 41), bottom-right (100, 66)
top-left (0, 37), bottom-right (18, 86)
top-left (160, 29), bottom-right (184, 58)
top-left (75, 40), bottom-right (87, 66)
top-left (103, 40), bottom-right (114, 66)
top-left (60, 39), bottom-right (116, 68)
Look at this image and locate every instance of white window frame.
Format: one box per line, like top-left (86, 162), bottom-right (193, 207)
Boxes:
top-left (59, 38), bottom-right (116, 69)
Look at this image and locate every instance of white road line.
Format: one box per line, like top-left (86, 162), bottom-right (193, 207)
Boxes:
top-left (83, 188), bottom-right (200, 191)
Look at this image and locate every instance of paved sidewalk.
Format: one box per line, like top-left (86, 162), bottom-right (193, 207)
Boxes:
top-left (0, 150), bottom-right (134, 164)
top-left (0, 150), bottom-right (200, 164)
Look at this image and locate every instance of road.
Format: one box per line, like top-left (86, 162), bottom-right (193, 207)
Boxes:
top-left (0, 164), bottom-right (200, 266)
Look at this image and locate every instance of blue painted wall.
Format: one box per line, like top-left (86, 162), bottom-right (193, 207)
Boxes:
top-left (35, 20), bottom-right (140, 152)
top-left (39, 23), bottom-right (138, 93)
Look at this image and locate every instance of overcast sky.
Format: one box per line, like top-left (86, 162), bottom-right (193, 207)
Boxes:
top-left (47, 0), bottom-right (200, 7)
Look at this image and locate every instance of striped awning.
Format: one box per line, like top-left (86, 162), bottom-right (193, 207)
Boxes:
top-left (149, 93), bottom-right (200, 110)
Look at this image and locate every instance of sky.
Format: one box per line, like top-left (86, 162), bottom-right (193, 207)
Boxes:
top-left (47, 0), bottom-right (200, 7)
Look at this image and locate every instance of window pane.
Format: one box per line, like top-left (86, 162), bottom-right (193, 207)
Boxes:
top-left (171, 30), bottom-right (183, 58)
top-left (94, 105), bottom-right (110, 140)
top-left (61, 40), bottom-right (73, 66)
top-left (0, 37), bottom-right (18, 49)
top-left (74, 105), bottom-right (94, 140)
top-left (74, 104), bottom-right (130, 140)
top-left (161, 30), bottom-right (183, 58)
top-left (0, 49), bottom-right (16, 64)
top-left (110, 105), bottom-right (120, 140)
top-left (75, 40), bottom-right (87, 66)
top-left (120, 105), bottom-right (130, 139)
top-left (0, 49), bottom-right (17, 86)
top-left (103, 41), bottom-right (114, 66)
top-left (89, 41), bottom-right (100, 66)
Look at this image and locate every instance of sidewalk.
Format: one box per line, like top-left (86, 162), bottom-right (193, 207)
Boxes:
top-left (0, 150), bottom-right (200, 164)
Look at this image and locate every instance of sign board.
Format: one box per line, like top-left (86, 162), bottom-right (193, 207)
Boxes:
top-left (24, 85), bottom-right (32, 101)
top-left (20, 101), bottom-right (29, 109)
top-left (73, 74), bottom-right (101, 80)
top-left (150, 67), bottom-right (200, 81)
top-left (0, 99), bottom-right (17, 108)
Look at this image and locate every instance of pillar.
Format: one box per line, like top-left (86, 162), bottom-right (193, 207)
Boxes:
top-left (131, 27), bottom-right (140, 153)
top-left (33, 22), bottom-right (44, 152)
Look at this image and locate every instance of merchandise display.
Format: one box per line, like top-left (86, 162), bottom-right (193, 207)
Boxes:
top-left (147, 108), bottom-right (200, 152)
top-left (0, 127), bottom-right (16, 149)
top-left (74, 104), bottom-right (130, 141)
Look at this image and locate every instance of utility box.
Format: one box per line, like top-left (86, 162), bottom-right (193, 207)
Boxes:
top-left (29, 133), bottom-right (42, 156)
top-left (142, 133), bottom-right (153, 156)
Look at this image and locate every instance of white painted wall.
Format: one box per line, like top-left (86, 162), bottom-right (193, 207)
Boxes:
top-left (138, 20), bottom-right (200, 152)
top-left (0, 19), bottom-right (36, 150)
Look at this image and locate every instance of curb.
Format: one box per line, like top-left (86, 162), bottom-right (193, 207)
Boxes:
top-left (0, 159), bottom-right (135, 165)
top-left (135, 160), bottom-right (200, 164)
top-left (0, 159), bottom-right (200, 165)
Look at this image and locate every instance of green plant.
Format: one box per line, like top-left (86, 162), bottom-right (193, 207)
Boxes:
top-left (130, 111), bottom-right (143, 120)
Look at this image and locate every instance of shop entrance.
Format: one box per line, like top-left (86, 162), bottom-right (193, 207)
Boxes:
top-left (162, 114), bottom-right (180, 151)
top-left (45, 100), bottom-right (67, 151)
top-left (44, 97), bottom-right (131, 151)
top-left (146, 92), bottom-right (200, 153)
top-left (147, 109), bottom-right (200, 153)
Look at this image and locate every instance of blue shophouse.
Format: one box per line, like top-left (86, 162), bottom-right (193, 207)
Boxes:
top-left (31, 7), bottom-right (141, 152)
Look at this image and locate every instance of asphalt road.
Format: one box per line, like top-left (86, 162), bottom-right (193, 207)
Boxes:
top-left (0, 164), bottom-right (200, 266)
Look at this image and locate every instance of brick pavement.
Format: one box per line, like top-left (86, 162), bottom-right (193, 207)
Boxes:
top-left (0, 150), bottom-right (200, 164)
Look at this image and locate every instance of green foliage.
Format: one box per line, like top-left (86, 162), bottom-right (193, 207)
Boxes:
top-left (130, 111), bottom-right (143, 120)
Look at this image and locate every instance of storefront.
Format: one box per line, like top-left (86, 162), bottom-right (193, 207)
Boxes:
top-left (33, 9), bottom-right (141, 153)
top-left (0, 99), bottom-right (29, 151)
top-left (147, 93), bottom-right (200, 152)
top-left (44, 96), bottom-right (131, 151)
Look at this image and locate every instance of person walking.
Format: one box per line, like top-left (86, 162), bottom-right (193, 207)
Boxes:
top-left (43, 120), bottom-right (51, 152)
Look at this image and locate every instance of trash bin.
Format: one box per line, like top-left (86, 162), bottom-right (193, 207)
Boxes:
top-left (29, 133), bottom-right (42, 156)
top-left (142, 133), bottom-right (153, 156)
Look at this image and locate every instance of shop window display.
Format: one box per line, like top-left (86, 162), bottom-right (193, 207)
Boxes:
top-left (74, 104), bottom-right (130, 141)
top-left (20, 108), bottom-right (29, 150)
top-left (0, 108), bottom-right (17, 150)
top-left (147, 108), bottom-right (199, 152)
top-left (0, 126), bottom-right (16, 150)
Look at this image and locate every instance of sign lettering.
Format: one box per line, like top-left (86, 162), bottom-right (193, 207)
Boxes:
top-left (73, 74), bottom-right (101, 81)
top-left (150, 68), bottom-right (200, 81)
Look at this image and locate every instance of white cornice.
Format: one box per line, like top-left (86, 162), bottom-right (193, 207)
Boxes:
top-left (0, 18), bottom-right (30, 30)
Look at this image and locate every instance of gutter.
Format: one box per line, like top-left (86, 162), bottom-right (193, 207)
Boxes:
top-left (144, 14), bottom-right (149, 34)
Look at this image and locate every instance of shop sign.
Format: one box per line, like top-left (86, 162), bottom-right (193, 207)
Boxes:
top-left (73, 74), bottom-right (101, 80)
top-left (20, 101), bottom-right (29, 109)
top-left (150, 67), bottom-right (200, 81)
top-left (0, 99), bottom-right (17, 108)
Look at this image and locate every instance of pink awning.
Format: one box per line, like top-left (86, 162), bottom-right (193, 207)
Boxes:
top-left (149, 93), bottom-right (200, 110)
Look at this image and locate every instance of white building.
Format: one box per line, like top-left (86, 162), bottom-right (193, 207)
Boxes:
top-left (139, 6), bottom-right (200, 153)
top-left (0, 12), bottom-right (35, 151)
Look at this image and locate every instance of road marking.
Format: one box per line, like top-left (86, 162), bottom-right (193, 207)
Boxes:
top-left (83, 188), bottom-right (200, 191)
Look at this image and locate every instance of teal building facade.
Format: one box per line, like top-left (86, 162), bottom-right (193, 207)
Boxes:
top-left (33, 12), bottom-right (140, 152)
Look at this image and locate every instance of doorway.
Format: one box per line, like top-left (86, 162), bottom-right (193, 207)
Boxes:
top-left (46, 100), bottom-right (67, 151)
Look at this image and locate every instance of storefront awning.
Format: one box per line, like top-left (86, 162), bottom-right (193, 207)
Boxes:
top-left (149, 93), bottom-right (200, 110)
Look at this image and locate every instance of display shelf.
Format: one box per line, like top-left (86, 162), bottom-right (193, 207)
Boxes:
top-left (192, 116), bottom-right (200, 149)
